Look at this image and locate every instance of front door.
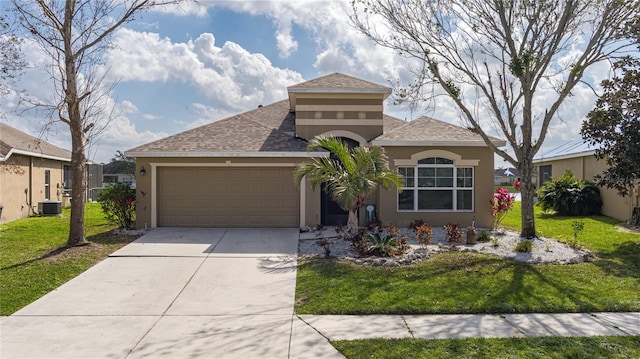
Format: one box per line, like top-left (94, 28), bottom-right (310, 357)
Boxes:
top-left (319, 136), bottom-right (360, 226)
top-left (321, 184), bottom-right (349, 226)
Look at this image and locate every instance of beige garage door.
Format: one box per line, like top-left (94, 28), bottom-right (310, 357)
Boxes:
top-left (157, 167), bottom-right (299, 227)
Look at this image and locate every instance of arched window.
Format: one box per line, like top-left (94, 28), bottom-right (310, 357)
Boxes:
top-left (397, 157), bottom-right (474, 211)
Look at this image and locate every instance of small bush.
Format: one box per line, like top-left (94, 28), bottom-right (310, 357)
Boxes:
top-left (537, 171), bottom-right (602, 215)
top-left (408, 219), bottom-right (426, 231)
top-left (414, 223), bottom-right (433, 247)
top-left (364, 231), bottom-right (399, 257)
top-left (572, 220), bottom-right (585, 240)
top-left (515, 240), bottom-right (534, 252)
top-left (444, 223), bottom-right (463, 243)
top-left (477, 229), bottom-right (492, 242)
top-left (490, 187), bottom-right (515, 229)
top-left (97, 182), bottom-right (136, 229)
top-left (356, 225), bottom-right (410, 257)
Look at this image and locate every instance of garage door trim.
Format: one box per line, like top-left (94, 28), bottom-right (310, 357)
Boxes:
top-left (149, 162), bottom-right (303, 228)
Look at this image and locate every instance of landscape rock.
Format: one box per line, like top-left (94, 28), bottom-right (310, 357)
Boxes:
top-left (298, 227), bottom-right (594, 266)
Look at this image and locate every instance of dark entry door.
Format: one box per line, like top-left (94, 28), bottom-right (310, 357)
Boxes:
top-left (321, 185), bottom-right (349, 226)
top-left (320, 137), bottom-right (360, 226)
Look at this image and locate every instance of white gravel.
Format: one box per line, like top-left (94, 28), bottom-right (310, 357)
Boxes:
top-left (299, 227), bottom-right (595, 266)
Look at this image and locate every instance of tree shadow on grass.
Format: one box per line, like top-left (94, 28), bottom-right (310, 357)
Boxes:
top-left (594, 241), bottom-right (640, 281)
top-left (298, 250), bottom-right (640, 315)
top-left (1, 230), bottom-right (139, 271)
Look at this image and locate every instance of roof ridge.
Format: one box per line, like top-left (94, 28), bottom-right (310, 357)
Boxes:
top-left (379, 115), bottom-right (420, 136)
top-left (0, 122), bottom-right (71, 158)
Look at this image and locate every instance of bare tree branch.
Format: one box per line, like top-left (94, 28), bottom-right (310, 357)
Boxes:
top-left (350, 0), bottom-right (638, 237)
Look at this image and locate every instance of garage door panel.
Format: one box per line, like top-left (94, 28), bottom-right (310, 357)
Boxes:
top-left (157, 167), bottom-right (299, 227)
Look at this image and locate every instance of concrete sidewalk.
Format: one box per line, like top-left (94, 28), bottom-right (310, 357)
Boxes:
top-left (299, 312), bottom-right (640, 341)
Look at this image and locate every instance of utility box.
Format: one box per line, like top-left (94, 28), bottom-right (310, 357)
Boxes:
top-left (38, 201), bottom-right (62, 215)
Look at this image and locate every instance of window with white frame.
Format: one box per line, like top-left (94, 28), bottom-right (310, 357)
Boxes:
top-left (398, 157), bottom-right (474, 211)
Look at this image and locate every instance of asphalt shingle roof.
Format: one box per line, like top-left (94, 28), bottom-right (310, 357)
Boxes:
top-left (0, 123), bottom-right (71, 160)
top-left (127, 100), bottom-right (309, 153)
top-left (288, 73), bottom-right (391, 92)
top-left (375, 116), bottom-right (503, 144)
top-left (128, 74), bottom-right (505, 156)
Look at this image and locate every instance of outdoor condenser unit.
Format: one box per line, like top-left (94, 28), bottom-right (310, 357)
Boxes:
top-left (38, 201), bottom-right (62, 215)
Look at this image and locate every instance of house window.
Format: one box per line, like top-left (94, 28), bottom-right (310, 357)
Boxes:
top-left (539, 165), bottom-right (552, 187)
top-left (44, 170), bottom-right (51, 200)
top-left (398, 157), bottom-right (474, 211)
top-left (63, 165), bottom-right (72, 190)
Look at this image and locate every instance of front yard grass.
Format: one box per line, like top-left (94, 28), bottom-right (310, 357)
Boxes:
top-left (295, 202), bottom-right (640, 314)
top-left (0, 203), bottom-right (138, 315)
top-left (332, 336), bottom-right (640, 359)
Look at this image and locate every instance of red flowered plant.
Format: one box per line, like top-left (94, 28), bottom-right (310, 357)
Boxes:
top-left (98, 182), bottom-right (136, 229)
top-left (490, 187), bottom-right (515, 230)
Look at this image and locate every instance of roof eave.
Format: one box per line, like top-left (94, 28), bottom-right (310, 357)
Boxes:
top-left (288, 87), bottom-right (391, 93)
top-left (533, 150), bottom-right (596, 163)
top-left (1, 148), bottom-right (71, 163)
top-left (124, 151), bottom-right (330, 158)
top-left (371, 140), bottom-right (507, 147)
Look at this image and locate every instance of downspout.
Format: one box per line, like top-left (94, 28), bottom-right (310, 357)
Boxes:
top-left (28, 156), bottom-right (34, 214)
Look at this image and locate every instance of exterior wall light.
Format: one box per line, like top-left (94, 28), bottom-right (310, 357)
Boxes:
top-left (139, 166), bottom-right (146, 176)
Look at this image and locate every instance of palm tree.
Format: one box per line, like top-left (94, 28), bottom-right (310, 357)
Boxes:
top-left (294, 135), bottom-right (403, 231)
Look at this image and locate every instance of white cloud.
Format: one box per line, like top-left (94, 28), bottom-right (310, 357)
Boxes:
top-left (119, 100), bottom-right (138, 114)
top-left (105, 29), bottom-right (304, 111)
top-left (151, 2), bottom-right (209, 17)
top-left (182, 102), bottom-right (235, 129)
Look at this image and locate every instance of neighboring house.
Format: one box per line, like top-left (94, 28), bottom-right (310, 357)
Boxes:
top-left (534, 139), bottom-right (640, 222)
top-left (0, 123), bottom-right (72, 223)
top-left (126, 73), bottom-right (506, 229)
top-left (102, 162), bottom-right (136, 187)
top-left (0, 123), bottom-right (103, 223)
top-left (494, 167), bottom-right (520, 186)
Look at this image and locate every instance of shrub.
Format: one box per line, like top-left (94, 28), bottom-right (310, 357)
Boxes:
top-left (364, 231), bottom-right (398, 257)
top-left (350, 228), bottom-right (370, 256)
top-left (408, 218), bottom-right (427, 231)
top-left (414, 223), bottom-right (433, 247)
top-left (515, 240), bottom-right (534, 252)
top-left (443, 223), bottom-right (463, 243)
top-left (477, 229), bottom-right (492, 242)
top-left (568, 220), bottom-right (585, 249)
top-left (537, 171), bottom-right (602, 215)
top-left (489, 187), bottom-right (515, 229)
top-left (362, 226), bottom-right (409, 257)
top-left (97, 182), bottom-right (136, 229)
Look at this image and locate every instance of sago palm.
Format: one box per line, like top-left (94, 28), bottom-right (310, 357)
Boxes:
top-left (294, 135), bottom-right (403, 231)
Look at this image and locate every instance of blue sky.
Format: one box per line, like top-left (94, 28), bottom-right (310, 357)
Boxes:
top-left (2, 1), bottom-right (607, 165)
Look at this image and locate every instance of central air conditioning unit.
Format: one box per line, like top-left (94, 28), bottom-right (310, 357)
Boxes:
top-left (39, 201), bottom-right (62, 215)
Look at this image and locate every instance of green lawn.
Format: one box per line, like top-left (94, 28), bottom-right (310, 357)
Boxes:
top-left (333, 336), bottom-right (640, 359)
top-left (0, 203), bottom-right (138, 315)
top-left (295, 203), bottom-right (640, 315)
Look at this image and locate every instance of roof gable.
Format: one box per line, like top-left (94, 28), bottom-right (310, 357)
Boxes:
top-left (0, 123), bottom-right (71, 161)
top-left (372, 116), bottom-right (505, 146)
top-left (287, 73), bottom-right (391, 93)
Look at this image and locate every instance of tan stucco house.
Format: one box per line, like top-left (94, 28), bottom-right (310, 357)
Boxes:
top-left (0, 123), bottom-right (72, 223)
top-left (534, 139), bottom-right (640, 222)
top-left (126, 73), bottom-right (505, 229)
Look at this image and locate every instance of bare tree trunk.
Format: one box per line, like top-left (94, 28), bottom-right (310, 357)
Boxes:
top-left (347, 208), bottom-right (358, 232)
top-left (64, 0), bottom-right (87, 246)
top-left (519, 161), bottom-right (537, 238)
top-left (68, 123), bottom-right (88, 246)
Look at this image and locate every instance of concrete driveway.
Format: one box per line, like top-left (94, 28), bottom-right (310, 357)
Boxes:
top-left (1, 228), bottom-right (343, 359)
